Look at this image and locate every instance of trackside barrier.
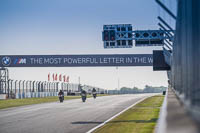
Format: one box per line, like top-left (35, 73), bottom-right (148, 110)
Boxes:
top-left (1, 80), bottom-right (106, 99)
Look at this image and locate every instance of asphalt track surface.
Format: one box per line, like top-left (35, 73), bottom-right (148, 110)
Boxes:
top-left (0, 94), bottom-right (157, 133)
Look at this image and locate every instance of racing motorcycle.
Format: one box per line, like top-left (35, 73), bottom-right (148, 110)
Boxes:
top-left (81, 91), bottom-right (87, 102)
top-left (58, 94), bottom-right (64, 103)
top-left (92, 92), bottom-right (97, 99)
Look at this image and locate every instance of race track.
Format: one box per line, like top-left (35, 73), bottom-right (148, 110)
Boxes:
top-left (0, 94), bottom-right (157, 133)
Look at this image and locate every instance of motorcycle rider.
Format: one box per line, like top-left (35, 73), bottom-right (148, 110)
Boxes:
top-left (58, 90), bottom-right (64, 102)
top-left (92, 88), bottom-right (97, 99)
top-left (81, 90), bottom-right (87, 102)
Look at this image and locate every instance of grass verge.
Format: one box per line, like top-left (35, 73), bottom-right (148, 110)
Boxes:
top-left (0, 94), bottom-right (109, 110)
top-left (94, 95), bottom-right (164, 133)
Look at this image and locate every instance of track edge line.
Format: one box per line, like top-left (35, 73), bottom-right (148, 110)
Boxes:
top-left (86, 95), bottom-right (154, 133)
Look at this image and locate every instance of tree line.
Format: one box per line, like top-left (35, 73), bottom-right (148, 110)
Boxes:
top-left (119, 85), bottom-right (167, 94)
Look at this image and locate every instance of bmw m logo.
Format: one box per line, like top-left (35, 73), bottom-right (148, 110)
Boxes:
top-left (2, 57), bottom-right (11, 66)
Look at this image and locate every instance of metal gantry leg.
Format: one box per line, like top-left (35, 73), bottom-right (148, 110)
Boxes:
top-left (0, 67), bottom-right (9, 97)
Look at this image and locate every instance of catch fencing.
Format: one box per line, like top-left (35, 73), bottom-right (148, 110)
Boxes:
top-left (0, 79), bottom-right (106, 99)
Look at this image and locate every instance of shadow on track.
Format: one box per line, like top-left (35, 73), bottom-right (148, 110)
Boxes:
top-left (71, 121), bottom-right (103, 124)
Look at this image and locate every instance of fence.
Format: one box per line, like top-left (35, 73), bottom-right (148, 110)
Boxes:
top-left (162, 0), bottom-right (200, 121)
top-left (0, 79), bottom-right (106, 99)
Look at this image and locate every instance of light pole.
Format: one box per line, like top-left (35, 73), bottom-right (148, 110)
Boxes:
top-left (78, 76), bottom-right (81, 92)
top-left (116, 67), bottom-right (120, 93)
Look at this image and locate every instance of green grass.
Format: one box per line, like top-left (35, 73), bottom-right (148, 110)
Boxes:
top-left (0, 94), bottom-right (109, 109)
top-left (94, 95), bottom-right (164, 133)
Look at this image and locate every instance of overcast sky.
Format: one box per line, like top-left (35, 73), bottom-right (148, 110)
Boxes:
top-left (0, 0), bottom-right (177, 89)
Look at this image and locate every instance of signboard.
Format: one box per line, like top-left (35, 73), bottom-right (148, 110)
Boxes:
top-left (153, 50), bottom-right (170, 71)
top-left (0, 54), bottom-right (153, 67)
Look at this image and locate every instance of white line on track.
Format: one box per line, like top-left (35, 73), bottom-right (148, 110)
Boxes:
top-left (155, 89), bottom-right (168, 133)
top-left (86, 95), bottom-right (152, 133)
